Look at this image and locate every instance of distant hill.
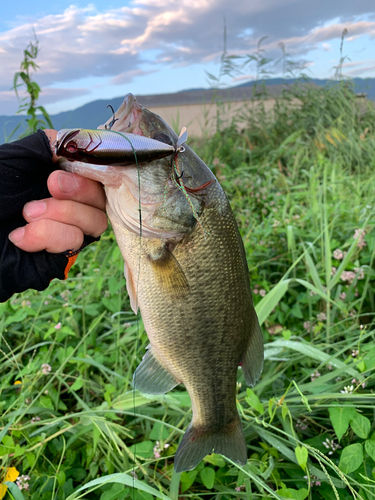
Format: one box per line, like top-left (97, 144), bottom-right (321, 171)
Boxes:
top-left (1, 77), bottom-right (374, 144)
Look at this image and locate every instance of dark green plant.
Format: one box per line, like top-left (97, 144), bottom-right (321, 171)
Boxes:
top-left (10, 32), bottom-right (53, 139)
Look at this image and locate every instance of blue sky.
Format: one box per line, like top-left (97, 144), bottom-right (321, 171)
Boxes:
top-left (1, 1), bottom-right (375, 116)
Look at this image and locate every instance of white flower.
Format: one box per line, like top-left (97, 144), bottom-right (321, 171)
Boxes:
top-left (16, 475), bottom-right (30, 491)
top-left (341, 385), bottom-right (354, 394)
top-left (41, 364), bottom-right (51, 375)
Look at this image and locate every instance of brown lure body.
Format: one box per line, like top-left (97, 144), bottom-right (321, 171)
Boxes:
top-left (58, 94), bottom-right (264, 472)
top-left (55, 128), bottom-right (175, 166)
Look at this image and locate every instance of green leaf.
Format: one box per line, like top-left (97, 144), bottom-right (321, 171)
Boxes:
top-left (71, 377), bottom-right (84, 391)
top-left (295, 446), bottom-right (308, 471)
top-left (5, 481), bottom-right (25, 500)
top-left (245, 388), bottom-right (264, 414)
top-left (100, 484), bottom-right (129, 500)
top-left (277, 487), bottom-right (308, 500)
top-left (150, 421), bottom-right (169, 441)
top-left (365, 440), bottom-right (375, 461)
top-left (204, 453), bottom-right (226, 467)
top-left (180, 471), bottom-right (197, 493)
top-left (328, 407), bottom-right (356, 441)
top-left (66, 472), bottom-right (173, 500)
top-left (200, 467), bottom-right (215, 489)
top-left (350, 412), bottom-right (371, 439)
top-left (128, 440), bottom-right (153, 459)
top-left (269, 340), bottom-right (361, 379)
top-left (255, 279), bottom-right (291, 325)
top-left (339, 443), bottom-right (363, 474)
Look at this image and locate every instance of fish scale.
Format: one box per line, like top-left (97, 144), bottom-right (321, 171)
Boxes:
top-left (59, 93), bottom-right (264, 472)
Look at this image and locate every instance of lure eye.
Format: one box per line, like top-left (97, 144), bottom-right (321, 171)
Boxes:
top-left (66, 141), bottom-right (78, 153)
top-left (153, 132), bottom-right (173, 146)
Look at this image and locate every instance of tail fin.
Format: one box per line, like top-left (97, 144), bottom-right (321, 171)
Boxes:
top-left (174, 417), bottom-right (247, 472)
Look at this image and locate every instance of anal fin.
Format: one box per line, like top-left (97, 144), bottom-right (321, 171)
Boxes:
top-left (133, 346), bottom-right (179, 395)
top-left (241, 311), bottom-right (264, 387)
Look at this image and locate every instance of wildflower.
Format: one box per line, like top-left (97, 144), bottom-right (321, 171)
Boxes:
top-left (353, 228), bottom-right (366, 249)
top-left (253, 289), bottom-right (258, 294)
top-left (13, 381), bottom-right (21, 386)
top-left (322, 438), bottom-right (341, 455)
top-left (341, 385), bottom-right (354, 394)
top-left (259, 289), bottom-right (266, 297)
top-left (309, 290), bottom-right (317, 296)
top-left (153, 441), bottom-right (169, 459)
top-left (304, 475), bottom-right (321, 487)
top-left (340, 271), bottom-right (356, 284)
top-left (340, 292), bottom-right (346, 300)
top-left (54, 322), bottom-right (62, 330)
top-left (331, 266), bottom-right (337, 276)
top-left (16, 475), bottom-right (30, 492)
top-left (296, 418), bottom-right (308, 431)
top-left (41, 364), bottom-right (51, 375)
top-left (354, 267), bottom-right (364, 280)
top-left (130, 470), bottom-right (138, 480)
top-left (44, 300), bottom-right (49, 305)
top-left (333, 249), bottom-right (344, 260)
top-left (261, 208), bottom-right (267, 215)
top-left (31, 416), bottom-right (41, 423)
top-left (235, 485), bottom-right (245, 492)
top-left (212, 157), bottom-right (220, 166)
top-left (317, 312), bottom-right (326, 322)
top-left (335, 377), bottom-right (342, 382)
top-left (22, 300), bottom-right (31, 307)
top-left (351, 350), bottom-right (359, 357)
top-left (303, 321), bottom-right (312, 332)
top-left (0, 467), bottom-right (19, 499)
top-left (272, 220), bottom-right (280, 228)
top-left (311, 370), bottom-right (321, 382)
top-left (327, 364), bottom-right (332, 371)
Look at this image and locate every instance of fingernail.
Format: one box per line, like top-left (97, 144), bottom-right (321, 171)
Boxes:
top-left (9, 227), bottom-right (25, 243)
top-left (58, 172), bottom-right (78, 193)
top-left (24, 200), bottom-right (46, 220)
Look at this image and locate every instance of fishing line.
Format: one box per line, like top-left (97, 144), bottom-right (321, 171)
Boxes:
top-left (110, 130), bottom-right (142, 497)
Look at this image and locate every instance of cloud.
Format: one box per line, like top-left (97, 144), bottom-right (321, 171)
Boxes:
top-left (0, 0), bottom-right (375, 113)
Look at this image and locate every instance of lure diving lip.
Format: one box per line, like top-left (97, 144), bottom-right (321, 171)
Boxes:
top-left (55, 128), bottom-right (186, 166)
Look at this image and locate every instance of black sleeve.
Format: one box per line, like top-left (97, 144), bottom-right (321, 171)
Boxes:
top-left (0, 130), bottom-right (98, 302)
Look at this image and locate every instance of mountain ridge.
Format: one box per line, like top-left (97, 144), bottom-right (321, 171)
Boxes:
top-left (1, 77), bottom-right (374, 143)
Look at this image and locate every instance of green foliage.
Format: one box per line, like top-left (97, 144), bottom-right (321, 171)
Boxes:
top-left (2, 38), bottom-right (375, 500)
top-left (7, 32), bottom-right (53, 141)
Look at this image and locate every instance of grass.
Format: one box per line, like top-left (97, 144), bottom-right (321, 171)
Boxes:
top-left (1, 80), bottom-right (375, 499)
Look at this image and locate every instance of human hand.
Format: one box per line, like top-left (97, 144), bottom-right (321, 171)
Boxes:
top-left (8, 130), bottom-right (108, 252)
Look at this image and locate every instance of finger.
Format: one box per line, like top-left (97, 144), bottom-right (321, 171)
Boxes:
top-left (9, 220), bottom-right (84, 253)
top-left (47, 170), bottom-right (106, 211)
top-left (22, 198), bottom-right (108, 238)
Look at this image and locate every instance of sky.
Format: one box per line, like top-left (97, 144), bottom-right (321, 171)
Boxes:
top-left (1, 0), bottom-right (375, 116)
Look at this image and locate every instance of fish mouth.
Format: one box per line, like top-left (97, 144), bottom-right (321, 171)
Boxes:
top-left (99, 93), bottom-right (144, 135)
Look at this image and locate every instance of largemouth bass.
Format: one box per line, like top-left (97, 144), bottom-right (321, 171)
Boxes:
top-left (59, 93), bottom-right (264, 472)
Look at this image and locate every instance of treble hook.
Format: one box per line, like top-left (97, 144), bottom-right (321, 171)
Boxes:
top-left (105, 104), bottom-right (119, 130)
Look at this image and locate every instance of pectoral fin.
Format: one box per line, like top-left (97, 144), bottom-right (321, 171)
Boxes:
top-left (241, 311), bottom-right (264, 387)
top-left (133, 346), bottom-right (179, 394)
top-left (148, 244), bottom-right (189, 297)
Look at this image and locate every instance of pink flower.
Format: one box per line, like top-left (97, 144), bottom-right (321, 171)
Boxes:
top-left (333, 249), bottom-right (344, 260)
top-left (303, 321), bottom-right (312, 332)
top-left (353, 229), bottom-right (366, 249)
top-left (259, 289), bottom-right (266, 297)
top-left (317, 312), bottom-right (326, 322)
top-left (54, 322), bottom-right (62, 330)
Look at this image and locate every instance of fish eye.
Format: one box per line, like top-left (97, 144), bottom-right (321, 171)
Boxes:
top-left (66, 141), bottom-right (78, 153)
top-left (153, 132), bottom-right (173, 146)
